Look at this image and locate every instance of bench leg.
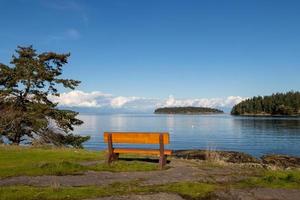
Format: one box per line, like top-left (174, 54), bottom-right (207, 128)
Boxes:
top-left (106, 133), bottom-right (117, 165)
top-left (107, 152), bottom-right (119, 164)
top-left (113, 153), bottom-right (119, 161)
top-left (163, 155), bottom-right (167, 166)
top-left (107, 152), bottom-right (113, 165)
top-left (158, 134), bottom-right (167, 169)
top-left (159, 155), bottom-right (167, 169)
top-left (107, 153), bottom-right (119, 164)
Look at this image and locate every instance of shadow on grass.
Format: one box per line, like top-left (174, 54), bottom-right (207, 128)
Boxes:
top-left (118, 157), bottom-right (171, 164)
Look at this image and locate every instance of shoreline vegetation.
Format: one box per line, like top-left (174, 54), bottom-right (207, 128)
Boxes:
top-left (154, 106), bottom-right (224, 114)
top-left (231, 91), bottom-right (300, 117)
top-left (233, 113), bottom-right (300, 117)
top-left (0, 145), bottom-right (300, 200)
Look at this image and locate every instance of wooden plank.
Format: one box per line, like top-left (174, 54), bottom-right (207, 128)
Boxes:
top-left (113, 148), bottom-right (172, 155)
top-left (103, 132), bottom-right (170, 144)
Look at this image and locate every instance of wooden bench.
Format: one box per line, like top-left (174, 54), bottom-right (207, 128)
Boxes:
top-left (103, 132), bottom-right (172, 169)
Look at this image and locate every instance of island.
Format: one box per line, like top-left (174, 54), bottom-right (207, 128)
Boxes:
top-left (231, 91), bottom-right (300, 116)
top-left (154, 106), bottom-right (224, 114)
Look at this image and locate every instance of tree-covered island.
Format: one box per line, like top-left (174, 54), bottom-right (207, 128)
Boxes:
top-left (231, 91), bottom-right (300, 116)
top-left (154, 106), bottom-right (224, 114)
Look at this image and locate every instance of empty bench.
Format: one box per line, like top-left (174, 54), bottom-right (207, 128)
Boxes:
top-left (103, 132), bottom-right (172, 169)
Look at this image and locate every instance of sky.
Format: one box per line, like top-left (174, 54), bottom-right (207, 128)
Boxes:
top-left (1, 0), bottom-right (300, 112)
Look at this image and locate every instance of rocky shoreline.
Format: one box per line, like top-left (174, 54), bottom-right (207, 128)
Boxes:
top-left (172, 149), bottom-right (300, 168)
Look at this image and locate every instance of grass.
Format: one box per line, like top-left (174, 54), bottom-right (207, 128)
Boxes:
top-left (0, 145), bottom-right (159, 177)
top-left (2, 145), bottom-right (300, 200)
top-left (91, 160), bottom-right (159, 172)
top-left (155, 182), bottom-right (215, 199)
top-left (237, 169), bottom-right (300, 189)
top-left (0, 181), bottom-right (216, 200)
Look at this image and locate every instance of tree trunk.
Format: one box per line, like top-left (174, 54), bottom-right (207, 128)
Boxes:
top-left (12, 130), bottom-right (22, 144)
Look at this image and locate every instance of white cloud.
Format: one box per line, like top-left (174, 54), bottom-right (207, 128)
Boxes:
top-left (49, 91), bottom-right (111, 108)
top-left (159, 95), bottom-right (246, 108)
top-left (49, 90), bottom-right (247, 112)
top-left (158, 95), bottom-right (246, 108)
top-left (110, 96), bottom-right (139, 108)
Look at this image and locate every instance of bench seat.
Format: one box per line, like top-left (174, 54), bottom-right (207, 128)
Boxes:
top-left (113, 148), bottom-right (172, 155)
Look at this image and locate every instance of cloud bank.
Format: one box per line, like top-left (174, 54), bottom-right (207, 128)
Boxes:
top-left (160, 95), bottom-right (245, 109)
top-left (49, 90), bottom-right (246, 113)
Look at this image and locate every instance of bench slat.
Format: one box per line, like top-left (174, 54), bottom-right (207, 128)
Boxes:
top-left (114, 148), bottom-right (172, 155)
top-left (104, 132), bottom-right (170, 144)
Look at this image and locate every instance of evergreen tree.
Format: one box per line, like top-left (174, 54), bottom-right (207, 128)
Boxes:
top-left (231, 91), bottom-right (300, 116)
top-left (0, 46), bottom-right (89, 147)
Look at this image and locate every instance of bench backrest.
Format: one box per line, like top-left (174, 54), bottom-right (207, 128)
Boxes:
top-left (103, 132), bottom-right (170, 144)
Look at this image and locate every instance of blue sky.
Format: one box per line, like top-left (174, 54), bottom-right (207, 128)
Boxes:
top-left (1, 0), bottom-right (300, 111)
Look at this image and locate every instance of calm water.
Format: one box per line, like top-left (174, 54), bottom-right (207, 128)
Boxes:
top-left (74, 114), bottom-right (300, 157)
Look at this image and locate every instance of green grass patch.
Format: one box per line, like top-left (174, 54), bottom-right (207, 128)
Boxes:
top-left (0, 181), bottom-right (216, 200)
top-left (154, 182), bottom-right (215, 199)
top-left (91, 160), bottom-right (158, 172)
top-left (0, 145), bottom-right (159, 177)
top-left (0, 145), bottom-right (103, 177)
top-left (237, 169), bottom-right (300, 189)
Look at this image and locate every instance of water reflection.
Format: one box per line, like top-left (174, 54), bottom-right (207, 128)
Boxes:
top-left (74, 114), bottom-right (300, 157)
top-left (233, 117), bottom-right (300, 135)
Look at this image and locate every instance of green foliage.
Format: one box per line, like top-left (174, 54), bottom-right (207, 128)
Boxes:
top-left (155, 106), bottom-right (224, 114)
top-left (0, 46), bottom-right (89, 147)
top-left (237, 170), bottom-right (300, 189)
top-left (231, 91), bottom-right (300, 116)
top-left (0, 182), bottom-right (216, 200)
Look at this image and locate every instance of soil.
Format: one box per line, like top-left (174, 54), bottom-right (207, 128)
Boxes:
top-left (86, 193), bottom-right (185, 200)
top-left (1, 157), bottom-right (299, 200)
top-left (0, 159), bottom-right (229, 187)
top-left (214, 188), bottom-right (300, 200)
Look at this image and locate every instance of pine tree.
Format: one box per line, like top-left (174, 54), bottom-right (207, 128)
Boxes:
top-left (0, 46), bottom-right (89, 147)
top-left (231, 91), bottom-right (300, 116)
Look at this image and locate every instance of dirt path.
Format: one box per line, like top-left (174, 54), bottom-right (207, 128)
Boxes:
top-left (0, 160), bottom-right (202, 186)
top-left (86, 193), bottom-right (185, 200)
top-left (0, 159), bottom-right (248, 187)
top-left (86, 189), bottom-right (300, 200)
top-left (1, 159), bottom-right (300, 200)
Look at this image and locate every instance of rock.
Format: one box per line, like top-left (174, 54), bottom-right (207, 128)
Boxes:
top-left (172, 150), bottom-right (260, 164)
top-left (261, 154), bottom-right (300, 168)
top-left (214, 188), bottom-right (300, 200)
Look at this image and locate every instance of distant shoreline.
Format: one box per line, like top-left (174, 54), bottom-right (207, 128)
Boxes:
top-left (154, 112), bottom-right (225, 115)
top-left (234, 113), bottom-right (300, 117)
top-left (154, 106), bottom-right (224, 115)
